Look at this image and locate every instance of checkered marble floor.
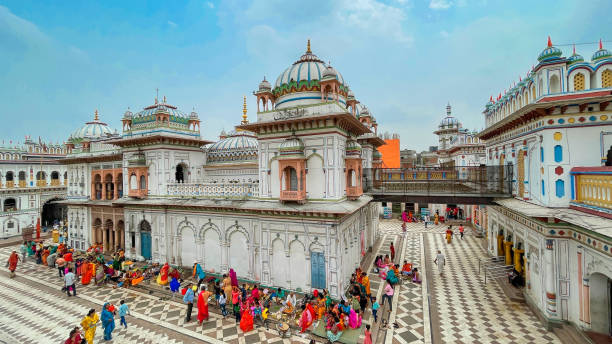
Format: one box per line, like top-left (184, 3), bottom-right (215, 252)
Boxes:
top-left (425, 233), bottom-right (561, 344)
top-left (0, 245), bottom-right (311, 344)
top-left (0, 277), bottom-right (181, 344)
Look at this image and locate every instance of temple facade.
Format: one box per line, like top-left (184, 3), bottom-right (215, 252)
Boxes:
top-left (479, 37), bottom-right (612, 336)
top-left (62, 42), bottom-right (384, 298)
top-left (0, 137), bottom-right (68, 238)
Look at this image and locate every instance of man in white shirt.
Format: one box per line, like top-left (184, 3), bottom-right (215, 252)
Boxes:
top-left (434, 250), bottom-right (446, 276)
top-left (280, 292), bottom-right (297, 313)
top-left (64, 267), bottom-right (76, 296)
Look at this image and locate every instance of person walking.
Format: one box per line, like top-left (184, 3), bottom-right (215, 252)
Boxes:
top-left (218, 292), bottom-right (227, 317)
top-left (424, 214), bottom-right (430, 229)
top-left (459, 225), bottom-right (465, 240)
top-left (381, 281), bottom-right (394, 311)
top-left (119, 299), bottom-right (130, 329)
top-left (7, 250), bottom-right (20, 278)
top-left (390, 242), bottom-right (395, 262)
top-left (80, 309), bottom-right (99, 344)
top-left (193, 262), bottom-right (206, 289)
top-left (197, 285), bottom-right (212, 325)
top-left (101, 303), bottom-right (116, 341)
top-left (434, 250), bottom-right (446, 276)
top-left (19, 242), bottom-right (27, 262)
top-left (56, 254), bottom-right (66, 278)
top-left (183, 284), bottom-right (195, 323)
top-left (371, 297), bottom-right (380, 322)
top-left (64, 267), bottom-right (76, 297)
top-left (363, 324), bottom-right (373, 344)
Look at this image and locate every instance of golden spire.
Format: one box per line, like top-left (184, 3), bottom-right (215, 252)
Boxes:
top-left (306, 39), bottom-right (311, 53)
top-left (241, 95), bottom-right (248, 124)
top-left (94, 109), bottom-right (99, 121)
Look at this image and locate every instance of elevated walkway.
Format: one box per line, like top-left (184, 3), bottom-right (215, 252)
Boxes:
top-left (363, 165), bottom-right (513, 204)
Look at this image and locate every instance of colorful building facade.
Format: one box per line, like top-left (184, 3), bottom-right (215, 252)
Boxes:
top-left (479, 37), bottom-right (612, 336)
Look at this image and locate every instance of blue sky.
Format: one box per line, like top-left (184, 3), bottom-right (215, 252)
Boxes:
top-left (0, 0), bottom-right (611, 150)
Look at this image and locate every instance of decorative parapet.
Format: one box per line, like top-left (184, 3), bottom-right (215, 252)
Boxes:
top-left (570, 166), bottom-right (612, 218)
top-left (167, 182), bottom-right (259, 199)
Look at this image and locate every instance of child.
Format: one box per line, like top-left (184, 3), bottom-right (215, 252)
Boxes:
top-left (364, 324), bottom-right (373, 344)
top-left (119, 300), bottom-right (130, 329)
top-left (401, 261), bottom-right (413, 276)
top-left (219, 292), bottom-right (227, 317)
top-left (371, 297), bottom-right (380, 323)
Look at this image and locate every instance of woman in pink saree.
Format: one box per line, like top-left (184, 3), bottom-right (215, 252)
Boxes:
top-left (229, 268), bottom-right (238, 287)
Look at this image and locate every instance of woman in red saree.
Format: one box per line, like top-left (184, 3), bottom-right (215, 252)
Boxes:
top-left (157, 263), bottom-right (169, 285)
top-left (197, 286), bottom-right (212, 324)
top-left (81, 262), bottom-right (95, 285)
top-left (239, 303), bottom-right (253, 332)
top-left (299, 304), bottom-right (313, 333)
top-left (7, 251), bottom-right (19, 277)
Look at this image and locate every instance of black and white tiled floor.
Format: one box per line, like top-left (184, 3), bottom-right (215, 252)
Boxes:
top-left (0, 246), bottom-right (310, 344)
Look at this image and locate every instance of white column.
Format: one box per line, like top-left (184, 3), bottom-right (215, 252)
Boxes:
top-left (544, 239), bottom-right (557, 318)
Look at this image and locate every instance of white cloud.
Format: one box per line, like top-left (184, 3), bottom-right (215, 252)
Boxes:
top-left (429, 0), bottom-right (452, 10)
top-left (167, 20), bottom-right (177, 28)
top-left (440, 30), bottom-right (449, 37)
top-left (206, 1), bottom-right (215, 9)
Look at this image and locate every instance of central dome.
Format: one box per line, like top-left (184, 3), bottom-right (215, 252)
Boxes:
top-left (272, 40), bottom-right (347, 109)
top-left (69, 110), bottom-right (117, 142)
top-left (206, 130), bottom-right (258, 164)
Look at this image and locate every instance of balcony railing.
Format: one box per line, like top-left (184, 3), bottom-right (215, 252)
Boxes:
top-left (36, 180), bottom-right (47, 187)
top-left (570, 167), bottom-right (612, 218)
top-left (363, 165), bottom-right (513, 197)
top-left (346, 185), bottom-right (363, 200)
top-left (51, 179), bottom-right (60, 186)
top-left (167, 182), bottom-right (259, 199)
top-left (280, 189), bottom-right (306, 203)
top-left (5, 181), bottom-right (14, 188)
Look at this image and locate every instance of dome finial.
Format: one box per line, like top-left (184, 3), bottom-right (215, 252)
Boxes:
top-left (600, 39), bottom-right (603, 50)
top-left (307, 39), bottom-right (311, 53)
top-left (547, 36), bottom-right (552, 48)
top-left (573, 44), bottom-right (576, 55)
top-left (94, 109), bottom-right (99, 121)
top-left (241, 95), bottom-right (248, 124)
top-left (163, 95), bottom-right (166, 103)
top-left (446, 103), bottom-right (451, 116)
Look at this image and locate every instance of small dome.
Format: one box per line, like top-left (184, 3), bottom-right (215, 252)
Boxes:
top-left (537, 37), bottom-right (562, 62)
top-left (440, 116), bottom-right (459, 127)
top-left (373, 149), bottom-right (382, 159)
top-left (207, 130), bottom-right (258, 164)
top-left (123, 109), bottom-right (133, 119)
top-left (70, 110), bottom-right (116, 142)
top-left (189, 110), bottom-right (199, 119)
top-left (347, 89), bottom-right (355, 99)
top-left (258, 77), bottom-right (271, 91)
top-left (321, 65), bottom-right (339, 81)
top-left (592, 45), bottom-right (612, 62)
top-left (568, 46), bottom-right (585, 65)
top-left (359, 106), bottom-right (371, 117)
top-left (279, 135), bottom-right (305, 156)
top-left (345, 140), bottom-right (362, 157)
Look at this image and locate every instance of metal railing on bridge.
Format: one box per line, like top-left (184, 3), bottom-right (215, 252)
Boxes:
top-left (362, 165), bottom-right (513, 203)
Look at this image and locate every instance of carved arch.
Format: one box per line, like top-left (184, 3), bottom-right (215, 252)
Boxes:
top-left (309, 240), bottom-right (325, 253)
top-left (225, 223), bottom-right (249, 243)
top-left (200, 221), bottom-right (222, 241)
top-left (177, 219), bottom-right (197, 237)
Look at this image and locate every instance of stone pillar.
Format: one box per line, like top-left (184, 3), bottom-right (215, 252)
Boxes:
top-left (102, 228), bottom-right (107, 253)
top-left (91, 182), bottom-right (96, 200)
top-left (577, 251), bottom-right (583, 322)
top-left (544, 239), bottom-right (557, 317)
top-left (523, 254), bottom-right (530, 289)
top-left (497, 234), bottom-right (504, 256)
top-left (582, 278), bottom-right (590, 324)
top-left (114, 228), bottom-right (119, 252)
top-left (504, 241), bottom-right (513, 265)
top-left (102, 182), bottom-right (106, 201)
top-left (513, 248), bottom-right (524, 273)
top-left (114, 175), bottom-right (119, 200)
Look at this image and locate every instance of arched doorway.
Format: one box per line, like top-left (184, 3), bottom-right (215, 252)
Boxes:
top-left (289, 240), bottom-right (307, 291)
top-left (116, 220), bottom-right (125, 250)
top-left (41, 198), bottom-right (65, 229)
top-left (203, 227), bottom-right (221, 273)
top-left (117, 173), bottom-right (123, 198)
top-left (94, 174), bottom-right (102, 200)
top-left (104, 174), bottom-right (114, 200)
top-left (140, 220), bottom-right (152, 260)
top-left (180, 226), bottom-right (197, 267)
top-left (175, 163), bottom-right (187, 183)
top-left (93, 218), bottom-right (102, 244)
top-left (282, 167), bottom-right (298, 191)
top-left (228, 230), bottom-right (248, 276)
top-left (588, 272), bottom-right (612, 336)
top-left (105, 219), bottom-right (114, 252)
top-left (271, 239), bottom-right (288, 288)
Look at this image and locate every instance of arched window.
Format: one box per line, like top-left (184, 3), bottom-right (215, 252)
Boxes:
top-left (549, 75), bottom-right (560, 93)
top-left (18, 171), bottom-right (26, 181)
top-left (555, 179), bottom-right (565, 198)
top-left (139, 175), bottom-right (146, 189)
top-left (283, 167), bottom-right (298, 191)
top-left (602, 69), bottom-right (612, 88)
top-left (51, 171), bottom-right (59, 180)
top-left (573, 73), bottom-right (585, 91)
top-left (5, 171), bottom-right (14, 181)
top-left (94, 174), bottom-right (103, 200)
top-left (175, 163), bottom-right (186, 183)
top-left (130, 174), bottom-right (137, 190)
top-left (3, 198), bottom-right (16, 211)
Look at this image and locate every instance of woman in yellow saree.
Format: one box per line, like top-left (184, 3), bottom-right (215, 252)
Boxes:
top-left (80, 308), bottom-right (99, 344)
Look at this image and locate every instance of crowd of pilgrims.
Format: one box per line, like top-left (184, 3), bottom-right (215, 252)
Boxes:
top-left (8, 239), bottom-right (420, 343)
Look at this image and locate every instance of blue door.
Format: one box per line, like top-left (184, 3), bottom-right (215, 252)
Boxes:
top-left (310, 252), bottom-right (326, 289)
top-left (140, 232), bottom-right (151, 260)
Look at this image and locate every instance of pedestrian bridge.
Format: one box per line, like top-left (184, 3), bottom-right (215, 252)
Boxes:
top-left (362, 165), bottom-right (513, 205)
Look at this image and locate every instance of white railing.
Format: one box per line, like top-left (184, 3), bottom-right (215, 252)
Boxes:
top-left (167, 182), bottom-right (259, 199)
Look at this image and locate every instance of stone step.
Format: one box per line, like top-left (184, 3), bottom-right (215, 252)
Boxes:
top-left (553, 324), bottom-right (595, 344)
